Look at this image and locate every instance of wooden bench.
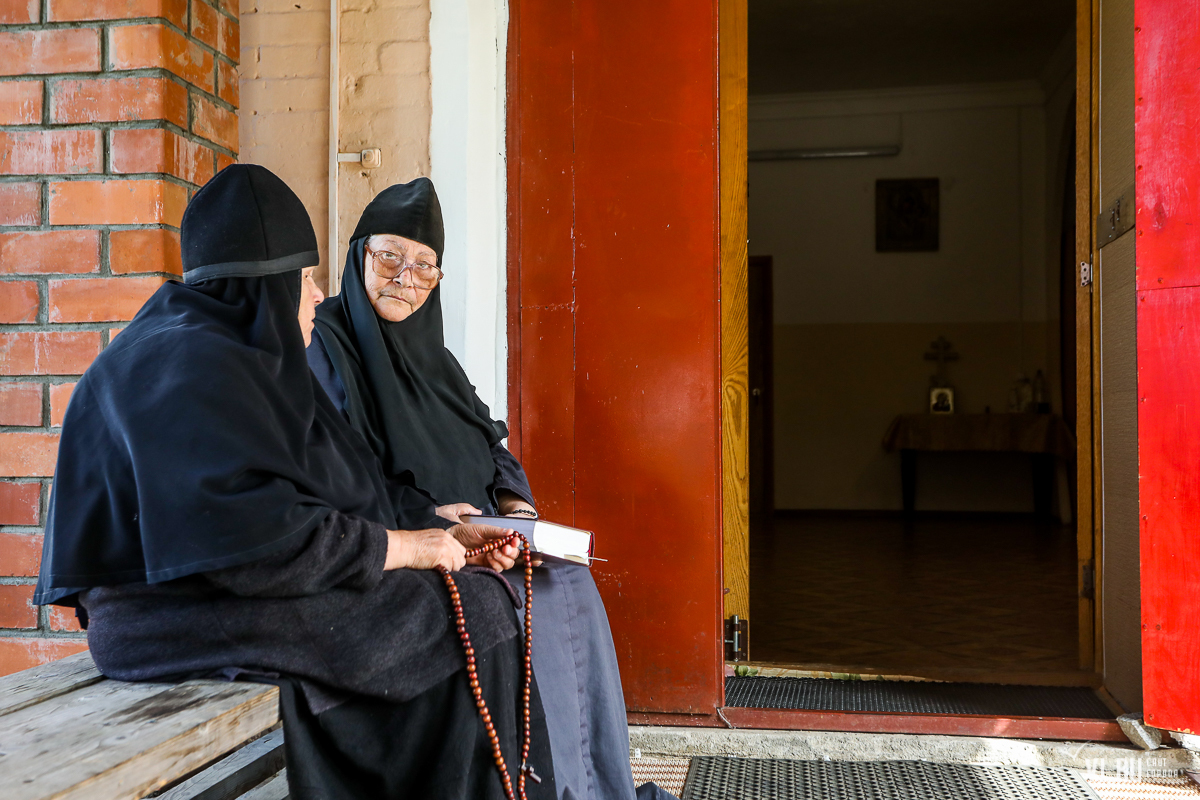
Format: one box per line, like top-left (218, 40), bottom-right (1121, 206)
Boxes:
top-left (0, 652), bottom-right (288, 800)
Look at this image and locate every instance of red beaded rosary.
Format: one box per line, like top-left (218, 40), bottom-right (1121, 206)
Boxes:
top-left (436, 533), bottom-right (536, 800)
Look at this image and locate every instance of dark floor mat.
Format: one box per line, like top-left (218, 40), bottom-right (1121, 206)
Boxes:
top-left (680, 757), bottom-right (1101, 800)
top-left (725, 676), bottom-right (1113, 719)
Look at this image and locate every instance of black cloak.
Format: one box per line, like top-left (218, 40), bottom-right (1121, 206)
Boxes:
top-left (312, 179), bottom-right (506, 509)
top-left (34, 165), bottom-right (396, 606)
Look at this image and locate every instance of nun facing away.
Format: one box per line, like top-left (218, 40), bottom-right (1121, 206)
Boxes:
top-left (306, 178), bottom-right (654, 800)
top-left (33, 165), bottom-right (557, 800)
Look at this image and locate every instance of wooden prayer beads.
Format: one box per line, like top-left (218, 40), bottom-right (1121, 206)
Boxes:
top-left (437, 533), bottom-right (536, 800)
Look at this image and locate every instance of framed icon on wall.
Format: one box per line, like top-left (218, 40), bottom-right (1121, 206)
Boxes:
top-left (930, 386), bottom-right (954, 414)
top-left (876, 178), bottom-right (939, 252)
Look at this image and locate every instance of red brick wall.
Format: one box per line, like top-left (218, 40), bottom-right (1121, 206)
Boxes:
top-left (0, 0), bottom-right (238, 676)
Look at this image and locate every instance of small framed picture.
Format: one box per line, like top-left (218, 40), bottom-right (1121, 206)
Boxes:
top-left (930, 387), bottom-right (954, 414)
top-left (876, 178), bottom-right (939, 252)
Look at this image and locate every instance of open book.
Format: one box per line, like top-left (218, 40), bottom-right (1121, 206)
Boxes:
top-left (461, 515), bottom-right (595, 566)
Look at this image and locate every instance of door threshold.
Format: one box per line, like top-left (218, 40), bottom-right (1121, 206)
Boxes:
top-left (629, 708), bottom-right (1126, 742)
top-left (731, 660), bottom-right (1104, 689)
top-left (629, 669), bottom-right (1126, 743)
top-left (717, 707), bottom-right (1126, 742)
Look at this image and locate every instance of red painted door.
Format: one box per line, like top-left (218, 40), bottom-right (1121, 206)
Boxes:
top-left (1136, 0), bottom-right (1200, 733)
top-left (506, 0), bottom-right (725, 716)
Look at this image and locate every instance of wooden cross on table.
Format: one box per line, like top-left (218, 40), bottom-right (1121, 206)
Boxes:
top-left (924, 335), bottom-right (958, 387)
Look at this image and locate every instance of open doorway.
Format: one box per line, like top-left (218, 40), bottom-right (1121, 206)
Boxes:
top-left (745, 0), bottom-right (1086, 682)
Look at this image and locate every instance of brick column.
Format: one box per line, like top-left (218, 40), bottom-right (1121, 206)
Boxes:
top-left (0, 0), bottom-right (238, 675)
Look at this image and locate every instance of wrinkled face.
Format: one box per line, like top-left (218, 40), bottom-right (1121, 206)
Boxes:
top-left (297, 266), bottom-right (324, 346)
top-left (363, 233), bottom-right (439, 323)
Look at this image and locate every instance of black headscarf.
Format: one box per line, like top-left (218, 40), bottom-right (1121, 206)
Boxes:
top-left (313, 179), bottom-right (506, 509)
top-left (34, 165), bottom-right (396, 606)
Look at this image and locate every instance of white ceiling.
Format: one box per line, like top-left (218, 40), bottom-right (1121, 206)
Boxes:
top-left (749, 0), bottom-right (1074, 95)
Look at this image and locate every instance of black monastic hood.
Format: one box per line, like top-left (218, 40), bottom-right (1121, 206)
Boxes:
top-left (35, 165), bottom-right (396, 606)
top-left (349, 176), bottom-right (445, 266)
top-left (183, 164), bottom-right (320, 283)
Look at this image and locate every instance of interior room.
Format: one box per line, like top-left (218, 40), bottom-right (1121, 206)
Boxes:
top-left (746, 0), bottom-right (1081, 678)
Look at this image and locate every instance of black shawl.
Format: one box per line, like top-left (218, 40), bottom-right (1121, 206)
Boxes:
top-left (312, 180), bottom-right (506, 509)
top-left (34, 165), bottom-right (396, 606)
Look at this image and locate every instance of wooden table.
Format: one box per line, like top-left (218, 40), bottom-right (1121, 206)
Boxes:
top-left (882, 413), bottom-right (1077, 517)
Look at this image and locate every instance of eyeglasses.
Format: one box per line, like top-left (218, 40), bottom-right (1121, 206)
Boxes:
top-left (365, 244), bottom-right (444, 288)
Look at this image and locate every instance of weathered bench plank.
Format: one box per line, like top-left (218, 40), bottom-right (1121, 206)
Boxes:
top-left (155, 728), bottom-right (284, 800)
top-left (0, 652), bottom-right (103, 717)
top-left (0, 678), bottom-right (279, 800)
top-left (238, 772), bottom-right (288, 800)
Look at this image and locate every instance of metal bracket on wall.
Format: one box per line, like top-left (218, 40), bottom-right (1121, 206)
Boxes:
top-left (748, 145), bottom-right (900, 162)
top-left (1096, 185), bottom-right (1135, 249)
top-left (724, 615), bottom-right (748, 662)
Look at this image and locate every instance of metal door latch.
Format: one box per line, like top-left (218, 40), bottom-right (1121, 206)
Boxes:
top-left (724, 615), bottom-right (748, 662)
top-left (337, 148), bottom-right (382, 169)
top-left (1097, 185), bottom-right (1135, 248)
top-left (1080, 261), bottom-right (1092, 287)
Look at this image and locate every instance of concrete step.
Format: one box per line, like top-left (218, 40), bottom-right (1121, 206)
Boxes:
top-left (629, 725), bottom-right (1200, 778)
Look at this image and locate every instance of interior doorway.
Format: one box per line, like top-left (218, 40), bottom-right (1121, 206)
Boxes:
top-left (742, 0), bottom-right (1088, 682)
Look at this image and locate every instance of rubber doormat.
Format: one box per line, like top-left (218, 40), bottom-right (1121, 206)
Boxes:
top-left (680, 757), bottom-right (1101, 800)
top-left (725, 676), bottom-right (1114, 719)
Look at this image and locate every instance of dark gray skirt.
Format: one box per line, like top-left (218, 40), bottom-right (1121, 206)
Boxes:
top-left (507, 563), bottom-right (638, 800)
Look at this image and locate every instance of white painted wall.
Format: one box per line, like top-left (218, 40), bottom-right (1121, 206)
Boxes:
top-left (752, 82), bottom-right (1049, 329)
top-left (430, 0), bottom-right (509, 420)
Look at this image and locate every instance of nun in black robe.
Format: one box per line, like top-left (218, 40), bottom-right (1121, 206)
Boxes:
top-left (306, 179), bottom-right (651, 800)
top-left (33, 165), bottom-right (556, 800)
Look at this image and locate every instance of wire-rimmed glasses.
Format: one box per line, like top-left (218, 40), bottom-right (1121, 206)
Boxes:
top-left (365, 244), bottom-right (443, 289)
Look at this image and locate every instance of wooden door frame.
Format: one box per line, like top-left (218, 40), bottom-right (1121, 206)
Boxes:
top-left (720, 0), bottom-right (751, 641)
top-left (721, 0), bottom-right (1102, 674)
top-left (1076, 0), bottom-right (1102, 676)
top-left (720, 0), bottom-right (1102, 677)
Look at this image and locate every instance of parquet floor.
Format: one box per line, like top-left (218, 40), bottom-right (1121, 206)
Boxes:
top-left (749, 513), bottom-right (1080, 674)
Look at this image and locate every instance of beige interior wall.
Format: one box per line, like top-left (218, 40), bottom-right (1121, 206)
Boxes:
top-left (774, 321), bottom-right (1049, 510)
top-left (750, 84), bottom-right (1060, 511)
top-left (238, 0), bottom-right (432, 290)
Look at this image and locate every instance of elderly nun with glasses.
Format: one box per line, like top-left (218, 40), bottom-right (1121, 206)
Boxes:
top-left (307, 178), bottom-right (673, 800)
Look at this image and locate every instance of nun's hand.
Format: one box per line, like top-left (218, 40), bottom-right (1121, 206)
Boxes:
top-left (385, 529), bottom-right (466, 572)
top-left (495, 490), bottom-right (536, 517)
top-left (436, 503), bottom-right (482, 524)
top-left (451, 524), bottom-right (521, 572)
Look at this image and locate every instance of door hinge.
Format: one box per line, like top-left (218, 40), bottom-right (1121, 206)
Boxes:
top-left (1080, 261), bottom-right (1093, 287)
top-left (1081, 562), bottom-right (1095, 600)
top-left (724, 615), bottom-right (748, 662)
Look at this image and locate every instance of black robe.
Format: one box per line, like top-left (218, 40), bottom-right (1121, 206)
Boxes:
top-left (306, 178), bottom-right (659, 800)
top-left (307, 333), bottom-right (536, 514)
top-left (79, 511), bottom-right (557, 800)
top-left (35, 165), bottom-right (556, 800)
